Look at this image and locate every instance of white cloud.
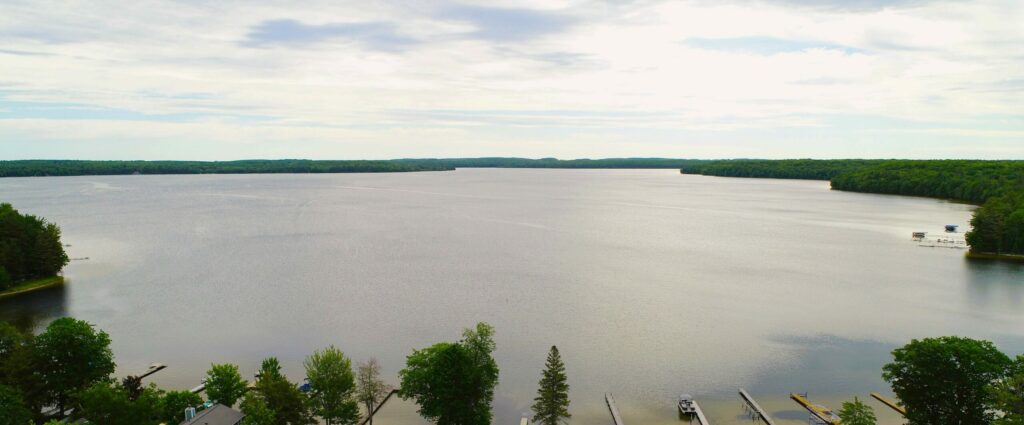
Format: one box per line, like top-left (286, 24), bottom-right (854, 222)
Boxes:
top-left (0, 0), bottom-right (1022, 159)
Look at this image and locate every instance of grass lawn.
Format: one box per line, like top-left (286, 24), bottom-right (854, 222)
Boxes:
top-left (0, 275), bottom-right (65, 299)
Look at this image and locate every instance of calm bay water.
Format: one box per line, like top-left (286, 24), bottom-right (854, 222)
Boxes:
top-left (2, 169), bottom-right (1023, 425)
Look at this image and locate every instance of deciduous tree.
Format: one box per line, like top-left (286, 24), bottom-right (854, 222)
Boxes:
top-left (356, 358), bottom-right (390, 425)
top-left (883, 336), bottom-right (1011, 425)
top-left (205, 363), bottom-right (248, 407)
top-left (33, 317), bottom-right (115, 416)
top-left (304, 346), bottom-right (359, 425)
top-left (837, 397), bottom-right (876, 425)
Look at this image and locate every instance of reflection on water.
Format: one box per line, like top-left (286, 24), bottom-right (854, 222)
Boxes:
top-left (0, 170), bottom-right (1022, 425)
top-left (965, 258), bottom-right (1024, 310)
top-left (0, 281), bottom-right (68, 332)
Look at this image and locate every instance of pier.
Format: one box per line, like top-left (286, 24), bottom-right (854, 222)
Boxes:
top-left (870, 392), bottom-right (906, 416)
top-left (692, 399), bottom-right (710, 425)
top-left (739, 389), bottom-right (776, 425)
top-left (605, 393), bottom-right (625, 425)
top-left (790, 393), bottom-right (841, 424)
top-left (357, 389), bottom-right (399, 425)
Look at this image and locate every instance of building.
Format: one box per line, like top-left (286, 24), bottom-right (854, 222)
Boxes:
top-left (179, 404), bottom-right (244, 425)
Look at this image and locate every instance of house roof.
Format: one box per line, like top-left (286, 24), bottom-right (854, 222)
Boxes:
top-left (180, 404), bottom-right (245, 425)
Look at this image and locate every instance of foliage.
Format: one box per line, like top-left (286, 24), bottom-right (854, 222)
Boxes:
top-left (248, 357), bottom-right (313, 425)
top-left (0, 203), bottom-right (68, 291)
top-left (33, 317), bottom-right (115, 415)
top-left (356, 358), bottom-right (390, 425)
top-left (399, 322), bottom-right (499, 425)
top-left (205, 363), bottom-right (248, 407)
top-left (681, 159), bottom-right (1024, 255)
top-left (304, 346), bottom-right (359, 425)
top-left (159, 390), bottom-right (203, 425)
top-left (883, 336), bottom-right (1012, 425)
top-left (241, 393), bottom-right (277, 425)
top-left (0, 384), bottom-right (32, 425)
top-left (993, 356), bottom-right (1024, 425)
top-left (0, 159), bottom-right (453, 177)
top-left (531, 346), bottom-right (571, 425)
top-left (75, 381), bottom-right (162, 425)
top-left (837, 397), bottom-right (876, 425)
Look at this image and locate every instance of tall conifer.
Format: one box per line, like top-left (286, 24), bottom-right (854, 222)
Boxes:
top-left (531, 346), bottom-right (570, 425)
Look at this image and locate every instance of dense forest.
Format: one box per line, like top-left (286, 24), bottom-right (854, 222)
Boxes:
top-left (681, 159), bottom-right (1024, 256)
top-left (0, 203), bottom-right (69, 291)
top-left (0, 160), bottom-right (453, 177)
top-left (0, 158), bottom-right (708, 177)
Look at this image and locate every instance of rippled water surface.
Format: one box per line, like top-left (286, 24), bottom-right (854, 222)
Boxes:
top-left (2, 169), bottom-right (1022, 425)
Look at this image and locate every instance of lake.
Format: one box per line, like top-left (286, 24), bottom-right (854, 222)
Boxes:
top-left (2, 169), bottom-right (1023, 425)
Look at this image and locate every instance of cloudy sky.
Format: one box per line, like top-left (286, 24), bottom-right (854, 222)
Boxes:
top-left (2, 0), bottom-right (1022, 160)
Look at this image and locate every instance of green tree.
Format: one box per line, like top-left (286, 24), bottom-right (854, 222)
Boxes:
top-left (75, 381), bottom-right (162, 425)
top-left (399, 322), bottom-right (499, 425)
top-left (304, 346), bottom-right (359, 425)
top-left (33, 317), bottom-right (115, 415)
top-left (0, 322), bottom-right (42, 420)
top-left (206, 363), bottom-right (248, 407)
top-left (993, 356), bottom-right (1024, 425)
top-left (356, 358), bottom-right (390, 425)
top-left (531, 346), bottom-right (571, 425)
top-left (0, 384), bottom-right (32, 425)
top-left (883, 336), bottom-right (1012, 425)
top-left (241, 393), bottom-right (276, 425)
top-left (837, 397), bottom-right (876, 425)
top-left (248, 357), bottom-right (312, 425)
top-left (159, 390), bottom-right (203, 425)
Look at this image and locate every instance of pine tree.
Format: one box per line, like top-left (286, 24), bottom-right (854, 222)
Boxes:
top-left (531, 346), bottom-right (570, 425)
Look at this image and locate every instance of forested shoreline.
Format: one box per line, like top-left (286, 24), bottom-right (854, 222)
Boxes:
top-left (0, 203), bottom-right (69, 292)
top-left (0, 158), bottom-right (709, 177)
top-left (681, 160), bottom-right (1024, 256)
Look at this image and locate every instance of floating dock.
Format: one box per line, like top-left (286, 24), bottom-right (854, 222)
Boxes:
top-left (870, 392), bottom-right (907, 416)
top-left (138, 363), bottom-right (166, 380)
top-left (605, 393), bottom-right (625, 425)
top-left (790, 393), bottom-right (841, 424)
top-left (739, 389), bottom-right (776, 425)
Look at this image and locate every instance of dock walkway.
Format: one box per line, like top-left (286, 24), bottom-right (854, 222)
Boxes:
top-left (790, 393), bottom-right (841, 424)
top-left (605, 393), bottom-right (625, 425)
top-left (692, 399), bottom-right (710, 425)
top-left (870, 392), bottom-right (907, 416)
top-left (739, 389), bottom-right (776, 425)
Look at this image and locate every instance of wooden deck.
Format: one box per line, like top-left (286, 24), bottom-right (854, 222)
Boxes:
top-left (605, 393), bottom-right (625, 425)
top-left (790, 393), bottom-right (841, 424)
top-left (739, 389), bottom-right (776, 425)
top-left (870, 392), bottom-right (907, 416)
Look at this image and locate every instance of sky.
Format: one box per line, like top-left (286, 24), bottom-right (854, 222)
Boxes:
top-left (1, 0), bottom-right (1022, 160)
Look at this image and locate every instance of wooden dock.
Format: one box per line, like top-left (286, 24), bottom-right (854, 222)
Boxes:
top-left (357, 389), bottom-right (399, 425)
top-left (790, 393), bottom-right (841, 424)
top-left (692, 399), bottom-right (710, 425)
top-left (137, 363), bottom-right (166, 380)
top-left (605, 393), bottom-right (625, 425)
top-left (870, 392), bottom-right (906, 416)
top-left (739, 389), bottom-right (776, 425)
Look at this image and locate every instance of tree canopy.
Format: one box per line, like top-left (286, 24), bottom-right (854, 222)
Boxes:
top-left (399, 322), bottom-right (500, 425)
top-left (0, 203), bottom-right (68, 291)
top-left (33, 317), bottom-right (116, 416)
top-left (883, 336), bottom-right (1012, 425)
top-left (837, 397), bottom-right (876, 425)
top-left (304, 346), bottom-right (359, 425)
top-left (205, 363), bottom-right (248, 407)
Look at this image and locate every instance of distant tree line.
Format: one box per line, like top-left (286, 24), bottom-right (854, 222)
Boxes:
top-left (0, 203), bottom-right (68, 291)
top-left (0, 160), bottom-right (453, 177)
top-left (0, 158), bottom-right (714, 178)
top-left (681, 159), bottom-right (1024, 256)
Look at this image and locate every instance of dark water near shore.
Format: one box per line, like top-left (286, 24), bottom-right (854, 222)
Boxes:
top-left (2, 169), bottom-right (1023, 424)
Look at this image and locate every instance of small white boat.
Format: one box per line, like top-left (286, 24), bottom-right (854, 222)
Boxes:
top-left (678, 394), bottom-right (696, 414)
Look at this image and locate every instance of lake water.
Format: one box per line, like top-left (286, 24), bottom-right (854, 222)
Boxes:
top-left (2, 169), bottom-right (1023, 425)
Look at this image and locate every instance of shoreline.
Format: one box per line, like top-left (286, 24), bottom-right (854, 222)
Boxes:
top-left (966, 252), bottom-right (1024, 262)
top-left (0, 275), bottom-right (65, 299)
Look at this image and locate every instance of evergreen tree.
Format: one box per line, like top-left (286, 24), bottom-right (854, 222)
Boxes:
top-left (531, 346), bottom-right (571, 425)
top-left (838, 397), bottom-right (876, 425)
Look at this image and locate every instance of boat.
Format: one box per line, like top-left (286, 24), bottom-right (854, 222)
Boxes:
top-left (678, 394), bottom-right (696, 414)
top-left (912, 232), bottom-right (926, 240)
top-left (945, 224), bottom-right (959, 233)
